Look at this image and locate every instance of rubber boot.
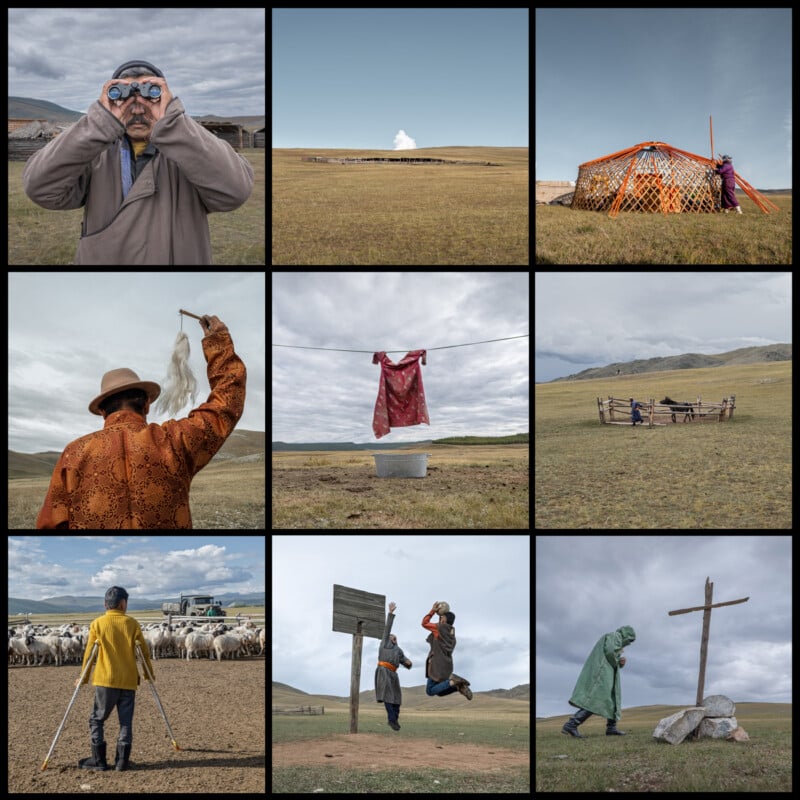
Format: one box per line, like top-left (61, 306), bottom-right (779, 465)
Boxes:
top-left (114, 742), bottom-right (132, 770)
top-left (606, 720), bottom-right (627, 736)
top-left (78, 741), bottom-right (109, 771)
top-left (561, 708), bottom-right (592, 738)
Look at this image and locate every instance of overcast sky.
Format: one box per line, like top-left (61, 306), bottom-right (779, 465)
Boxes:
top-left (273, 535), bottom-right (530, 695)
top-left (272, 272), bottom-right (529, 442)
top-left (535, 272), bottom-right (792, 382)
top-left (8, 535), bottom-right (265, 602)
top-left (9, 8), bottom-right (265, 118)
top-left (536, 536), bottom-right (792, 719)
top-left (9, 272), bottom-right (265, 454)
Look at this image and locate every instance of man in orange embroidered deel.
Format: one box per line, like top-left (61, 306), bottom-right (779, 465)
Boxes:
top-left (36, 314), bottom-right (246, 529)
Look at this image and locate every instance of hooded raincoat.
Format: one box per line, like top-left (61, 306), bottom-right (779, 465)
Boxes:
top-left (22, 98), bottom-right (254, 265)
top-left (569, 626), bottom-right (636, 720)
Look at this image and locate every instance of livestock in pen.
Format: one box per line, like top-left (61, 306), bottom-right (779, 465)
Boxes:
top-left (8, 616), bottom-right (265, 667)
top-left (596, 395), bottom-right (736, 427)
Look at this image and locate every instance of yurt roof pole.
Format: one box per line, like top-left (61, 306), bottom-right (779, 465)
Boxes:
top-left (709, 115), bottom-right (714, 163)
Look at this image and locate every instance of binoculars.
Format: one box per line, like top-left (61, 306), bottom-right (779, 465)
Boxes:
top-left (107, 81), bottom-right (162, 102)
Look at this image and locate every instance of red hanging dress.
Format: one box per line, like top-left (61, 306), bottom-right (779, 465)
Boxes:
top-left (372, 350), bottom-right (430, 439)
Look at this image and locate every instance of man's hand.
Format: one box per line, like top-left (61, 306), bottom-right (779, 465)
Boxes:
top-left (200, 315), bottom-right (228, 336)
top-left (75, 676), bottom-right (82, 688)
top-left (388, 601), bottom-right (397, 613)
top-left (98, 77), bottom-right (173, 131)
top-left (138, 77), bottom-right (173, 123)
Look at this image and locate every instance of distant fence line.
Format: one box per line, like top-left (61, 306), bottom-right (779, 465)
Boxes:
top-left (272, 705), bottom-right (324, 715)
top-left (301, 156), bottom-right (501, 166)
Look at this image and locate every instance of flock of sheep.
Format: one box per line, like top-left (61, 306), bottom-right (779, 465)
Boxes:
top-left (8, 618), bottom-right (265, 666)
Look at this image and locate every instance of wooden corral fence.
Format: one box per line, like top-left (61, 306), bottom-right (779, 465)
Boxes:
top-left (597, 395), bottom-right (736, 427)
top-left (300, 156), bottom-right (501, 166)
top-left (272, 705), bottom-right (324, 715)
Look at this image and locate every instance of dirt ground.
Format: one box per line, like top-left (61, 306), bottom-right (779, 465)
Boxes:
top-left (273, 733), bottom-right (529, 772)
top-left (9, 657), bottom-right (265, 793)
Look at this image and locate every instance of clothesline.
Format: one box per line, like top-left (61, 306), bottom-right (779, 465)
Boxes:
top-left (272, 334), bottom-right (528, 354)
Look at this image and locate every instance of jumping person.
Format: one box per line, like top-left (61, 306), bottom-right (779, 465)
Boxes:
top-left (375, 601), bottom-right (413, 730)
top-left (562, 625), bottom-right (636, 738)
top-left (422, 602), bottom-right (472, 700)
top-left (76, 586), bottom-right (154, 771)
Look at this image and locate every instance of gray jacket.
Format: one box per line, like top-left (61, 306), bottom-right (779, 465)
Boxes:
top-left (22, 98), bottom-right (254, 265)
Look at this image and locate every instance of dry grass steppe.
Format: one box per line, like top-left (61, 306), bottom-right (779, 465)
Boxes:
top-left (537, 703), bottom-right (791, 792)
top-left (272, 147), bottom-right (528, 265)
top-left (535, 361), bottom-right (791, 528)
top-left (272, 444), bottom-right (529, 529)
top-left (535, 193), bottom-right (791, 264)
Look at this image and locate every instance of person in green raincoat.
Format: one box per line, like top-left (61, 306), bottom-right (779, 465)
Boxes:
top-left (561, 626), bottom-right (636, 738)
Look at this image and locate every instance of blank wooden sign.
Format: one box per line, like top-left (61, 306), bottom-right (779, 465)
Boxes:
top-left (332, 584), bottom-right (386, 640)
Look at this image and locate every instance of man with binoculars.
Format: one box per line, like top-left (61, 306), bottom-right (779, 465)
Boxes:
top-left (22, 60), bottom-right (254, 265)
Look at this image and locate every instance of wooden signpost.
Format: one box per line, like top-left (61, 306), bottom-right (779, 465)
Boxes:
top-left (332, 584), bottom-right (386, 733)
top-left (668, 576), bottom-right (749, 707)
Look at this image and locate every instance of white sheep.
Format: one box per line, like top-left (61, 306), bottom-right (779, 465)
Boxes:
top-left (186, 631), bottom-right (215, 660)
top-left (212, 633), bottom-right (242, 661)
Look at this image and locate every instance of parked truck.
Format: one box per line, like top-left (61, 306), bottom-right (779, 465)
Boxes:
top-left (162, 593), bottom-right (227, 617)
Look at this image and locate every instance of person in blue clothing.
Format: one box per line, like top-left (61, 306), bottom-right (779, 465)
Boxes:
top-left (630, 398), bottom-right (644, 426)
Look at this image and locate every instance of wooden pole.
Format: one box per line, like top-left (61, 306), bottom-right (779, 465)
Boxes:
top-left (709, 115), bottom-right (714, 163)
top-left (349, 621), bottom-right (363, 733)
top-left (179, 309), bottom-right (204, 320)
top-left (696, 577), bottom-right (713, 706)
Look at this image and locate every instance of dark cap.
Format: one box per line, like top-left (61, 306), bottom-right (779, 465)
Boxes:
top-left (112, 60), bottom-right (164, 79)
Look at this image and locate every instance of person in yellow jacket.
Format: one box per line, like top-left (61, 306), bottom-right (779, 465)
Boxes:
top-left (76, 586), bottom-right (154, 771)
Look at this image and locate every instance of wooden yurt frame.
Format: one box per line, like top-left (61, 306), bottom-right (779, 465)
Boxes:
top-left (597, 396), bottom-right (736, 427)
top-left (571, 141), bottom-right (778, 218)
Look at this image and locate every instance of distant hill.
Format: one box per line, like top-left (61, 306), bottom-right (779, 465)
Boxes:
top-left (551, 343), bottom-right (791, 382)
top-left (9, 591), bottom-right (265, 615)
top-left (8, 96), bottom-right (84, 123)
top-left (9, 97), bottom-right (265, 130)
top-left (272, 433), bottom-right (527, 451)
top-left (9, 428), bottom-right (264, 479)
top-left (273, 680), bottom-right (529, 709)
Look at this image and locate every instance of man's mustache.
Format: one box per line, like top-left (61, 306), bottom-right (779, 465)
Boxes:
top-left (127, 114), bottom-right (151, 126)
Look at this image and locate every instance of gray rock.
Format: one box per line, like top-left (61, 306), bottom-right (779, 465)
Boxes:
top-left (701, 694), bottom-right (736, 717)
top-left (697, 716), bottom-right (738, 739)
top-left (653, 707), bottom-right (707, 744)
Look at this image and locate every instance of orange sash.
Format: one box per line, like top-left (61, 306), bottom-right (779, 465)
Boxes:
top-left (377, 660), bottom-right (397, 672)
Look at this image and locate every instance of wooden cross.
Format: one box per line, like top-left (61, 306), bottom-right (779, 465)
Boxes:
top-left (668, 576), bottom-right (749, 706)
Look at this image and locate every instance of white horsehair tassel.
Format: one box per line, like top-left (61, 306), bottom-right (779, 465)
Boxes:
top-left (156, 331), bottom-right (198, 417)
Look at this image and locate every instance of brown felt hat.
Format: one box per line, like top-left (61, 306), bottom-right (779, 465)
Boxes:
top-left (89, 368), bottom-right (161, 415)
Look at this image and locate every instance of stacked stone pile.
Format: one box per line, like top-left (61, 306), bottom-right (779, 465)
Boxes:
top-left (653, 695), bottom-right (749, 744)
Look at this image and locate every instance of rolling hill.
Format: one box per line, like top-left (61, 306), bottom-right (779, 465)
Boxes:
top-left (551, 343), bottom-right (791, 382)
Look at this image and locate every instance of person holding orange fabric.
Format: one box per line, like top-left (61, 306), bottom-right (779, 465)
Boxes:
top-left (36, 314), bottom-right (246, 529)
top-left (375, 601), bottom-right (413, 731)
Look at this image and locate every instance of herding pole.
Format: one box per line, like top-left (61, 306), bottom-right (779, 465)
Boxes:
top-left (41, 642), bottom-right (99, 770)
top-left (135, 644), bottom-right (181, 751)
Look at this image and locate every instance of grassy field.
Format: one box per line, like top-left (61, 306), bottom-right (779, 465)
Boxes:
top-left (535, 193), bottom-right (791, 264)
top-left (272, 147), bottom-right (528, 264)
top-left (535, 361), bottom-right (791, 528)
top-left (8, 461), bottom-right (265, 529)
top-left (272, 444), bottom-right (529, 528)
top-left (8, 149), bottom-right (265, 265)
top-left (273, 686), bottom-right (529, 793)
top-left (536, 703), bottom-right (791, 792)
